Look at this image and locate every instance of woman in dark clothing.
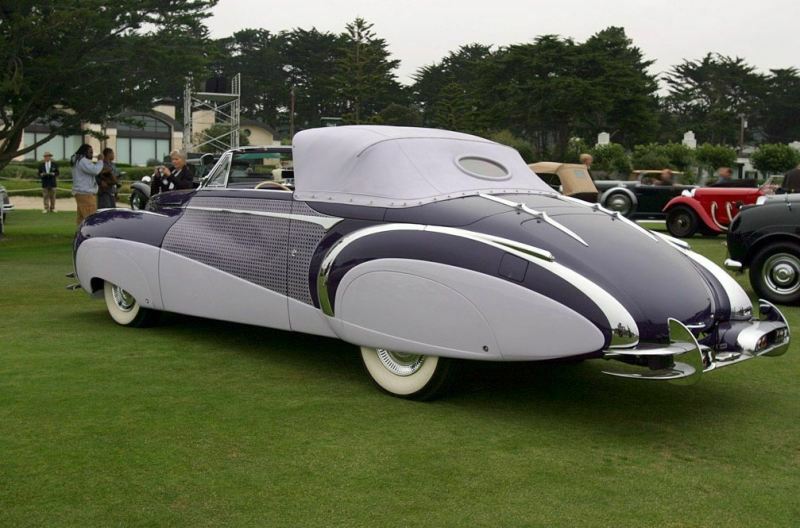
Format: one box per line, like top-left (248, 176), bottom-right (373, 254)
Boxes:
top-left (151, 150), bottom-right (194, 196)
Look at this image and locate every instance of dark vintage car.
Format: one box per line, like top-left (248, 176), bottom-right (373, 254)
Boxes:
top-left (725, 194), bottom-right (800, 304)
top-left (663, 187), bottom-right (763, 238)
top-left (528, 162), bottom-right (598, 203)
top-left (70, 126), bottom-right (790, 399)
top-left (594, 170), bottom-right (694, 219)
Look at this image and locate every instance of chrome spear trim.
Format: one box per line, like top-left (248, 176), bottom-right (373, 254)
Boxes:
top-left (478, 193), bottom-right (589, 247)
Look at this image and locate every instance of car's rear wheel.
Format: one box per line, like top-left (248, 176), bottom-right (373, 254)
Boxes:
top-left (603, 192), bottom-right (634, 217)
top-left (666, 206), bottom-right (699, 238)
top-left (360, 346), bottom-right (456, 400)
top-left (103, 281), bottom-right (160, 327)
top-left (749, 243), bottom-right (800, 304)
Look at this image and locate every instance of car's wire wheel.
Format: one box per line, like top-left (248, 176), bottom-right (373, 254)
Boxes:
top-left (666, 206), bottom-right (699, 238)
top-left (360, 346), bottom-right (457, 400)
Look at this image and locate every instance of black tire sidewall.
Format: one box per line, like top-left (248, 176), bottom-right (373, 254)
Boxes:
top-left (666, 206), bottom-right (698, 238)
top-left (749, 242), bottom-right (800, 304)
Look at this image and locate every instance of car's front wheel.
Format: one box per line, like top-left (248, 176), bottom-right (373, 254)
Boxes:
top-left (129, 189), bottom-right (148, 210)
top-left (103, 281), bottom-right (160, 327)
top-left (360, 347), bottom-right (456, 400)
top-left (749, 243), bottom-right (800, 304)
top-left (666, 206), bottom-right (699, 238)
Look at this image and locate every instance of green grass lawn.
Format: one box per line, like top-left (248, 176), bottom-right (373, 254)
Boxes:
top-left (1, 211), bottom-right (798, 527)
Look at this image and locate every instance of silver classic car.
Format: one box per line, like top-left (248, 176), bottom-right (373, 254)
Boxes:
top-left (72, 127), bottom-right (790, 399)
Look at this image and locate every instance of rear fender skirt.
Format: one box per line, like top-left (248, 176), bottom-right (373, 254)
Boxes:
top-left (316, 223), bottom-right (638, 349)
top-left (330, 258), bottom-right (606, 360)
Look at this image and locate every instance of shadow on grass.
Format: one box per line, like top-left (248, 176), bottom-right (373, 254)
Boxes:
top-left (63, 306), bottom-right (770, 441)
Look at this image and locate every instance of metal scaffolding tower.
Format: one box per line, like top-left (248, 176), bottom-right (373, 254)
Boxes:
top-left (182, 73), bottom-right (241, 153)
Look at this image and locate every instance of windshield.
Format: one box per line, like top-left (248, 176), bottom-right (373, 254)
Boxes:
top-left (227, 151), bottom-right (294, 188)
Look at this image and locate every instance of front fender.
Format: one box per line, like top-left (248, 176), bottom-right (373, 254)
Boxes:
top-left (663, 196), bottom-right (721, 233)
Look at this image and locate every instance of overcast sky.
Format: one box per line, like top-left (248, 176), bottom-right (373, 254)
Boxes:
top-left (208, 0), bottom-right (800, 86)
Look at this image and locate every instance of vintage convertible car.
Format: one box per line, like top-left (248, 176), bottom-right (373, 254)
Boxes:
top-left (663, 187), bottom-right (763, 238)
top-left (594, 170), bottom-right (693, 219)
top-left (528, 162), bottom-right (598, 203)
top-left (725, 193), bottom-right (800, 304)
top-left (71, 126), bottom-right (790, 399)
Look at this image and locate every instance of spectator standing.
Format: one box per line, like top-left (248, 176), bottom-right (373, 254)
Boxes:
top-left (97, 147), bottom-right (119, 209)
top-left (579, 153), bottom-right (593, 171)
top-left (70, 144), bottom-right (104, 225)
top-left (710, 167), bottom-right (733, 187)
top-left (38, 151), bottom-right (59, 213)
top-left (150, 150), bottom-right (194, 196)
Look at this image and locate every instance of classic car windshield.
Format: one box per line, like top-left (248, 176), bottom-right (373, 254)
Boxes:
top-left (228, 151), bottom-right (293, 188)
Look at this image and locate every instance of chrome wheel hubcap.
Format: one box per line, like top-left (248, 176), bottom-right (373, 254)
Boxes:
top-left (607, 196), bottom-right (630, 214)
top-left (764, 253), bottom-right (800, 295)
top-left (376, 349), bottom-right (426, 376)
top-left (111, 285), bottom-right (135, 311)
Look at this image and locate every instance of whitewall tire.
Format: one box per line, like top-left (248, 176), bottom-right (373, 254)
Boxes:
top-left (103, 281), bottom-right (159, 327)
top-left (360, 346), bottom-right (456, 400)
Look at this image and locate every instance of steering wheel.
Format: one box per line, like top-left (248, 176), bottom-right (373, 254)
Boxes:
top-left (254, 181), bottom-right (292, 191)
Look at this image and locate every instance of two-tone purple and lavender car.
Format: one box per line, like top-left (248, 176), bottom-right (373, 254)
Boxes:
top-left (72, 126), bottom-right (790, 399)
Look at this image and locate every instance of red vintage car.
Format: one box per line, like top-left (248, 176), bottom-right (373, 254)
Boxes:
top-left (663, 187), bottom-right (763, 238)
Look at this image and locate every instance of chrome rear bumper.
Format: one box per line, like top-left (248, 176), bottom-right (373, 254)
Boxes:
top-left (601, 300), bottom-right (790, 384)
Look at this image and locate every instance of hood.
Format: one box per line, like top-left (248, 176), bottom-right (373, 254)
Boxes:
top-left (465, 194), bottom-right (719, 341)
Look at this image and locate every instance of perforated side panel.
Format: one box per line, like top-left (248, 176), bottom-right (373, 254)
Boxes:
top-left (288, 219), bottom-right (326, 305)
top-left (163, 206), bottom-right (289, 294)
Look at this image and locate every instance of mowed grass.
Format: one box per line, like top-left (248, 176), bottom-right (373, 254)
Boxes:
top-left (1, 211), bottom-right (799, 527)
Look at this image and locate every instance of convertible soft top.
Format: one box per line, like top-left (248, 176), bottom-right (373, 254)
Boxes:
top-left (292, 126), bottom-right (551, 207)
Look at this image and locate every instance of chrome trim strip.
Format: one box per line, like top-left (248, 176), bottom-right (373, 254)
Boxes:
top-left (650, 230), bottom-right (691, 250)
top-left (184, 205), bottom-right (342, 230)
top-left (478, 193), bottom-right (589, 247)
top-left (552, 194), bottom-right (660, 242)
top-left (709, 202), bottom-right (729, 232)
top-left (316, 223), bottom-right (639, 347)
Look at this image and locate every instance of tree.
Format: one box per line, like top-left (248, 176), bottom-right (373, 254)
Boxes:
top-left (0, 1), bottom-right (217, 169)
top-left (751, 144), bottom-right (800, 175)
top-left (488, 130), bottom-right (534, 162)
top-left (761, 68), bottom-right (800, 143)
top-left (212, 29), bottom-right (290, 128)
top-left (664, 54), bottom-right (767, 145)
top-left (371, 103), bottom-right (422, 127)
top-left (591, 143), bottom-right (631, 176)
top-left (695, 143), bottom-right (737, 171)
top-left (631, 143), bottom-right (694, 171)
top-left (194, 123), bottom-right (250, 153)
top-left (335, 17), bottom-right (404, 124)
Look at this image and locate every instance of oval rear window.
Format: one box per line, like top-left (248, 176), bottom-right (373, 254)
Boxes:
top-left (456, 156), bottom-right (510, 180)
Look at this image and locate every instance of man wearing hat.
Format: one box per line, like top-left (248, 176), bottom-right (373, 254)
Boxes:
top-left (38, 152), bottom-right (59, 213)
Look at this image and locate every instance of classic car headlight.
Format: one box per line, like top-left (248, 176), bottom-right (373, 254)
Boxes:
top-left (755, 196), bottom-right (767, 205)
top-left (681, 189), bottom-right (696, 198)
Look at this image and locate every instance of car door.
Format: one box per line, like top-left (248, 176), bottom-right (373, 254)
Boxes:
top-left (158, 164), bottom-right (292, 330)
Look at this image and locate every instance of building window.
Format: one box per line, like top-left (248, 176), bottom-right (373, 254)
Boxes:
top-left (115, 114), bottom-right (173, 166)
top-left (23, 132), bottom-right (84, 161)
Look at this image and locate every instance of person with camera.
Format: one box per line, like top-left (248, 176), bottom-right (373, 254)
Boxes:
top-left (150, 150), bottom-right (193, 196)
top-left (70, 144), bottom-right (104, 225)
